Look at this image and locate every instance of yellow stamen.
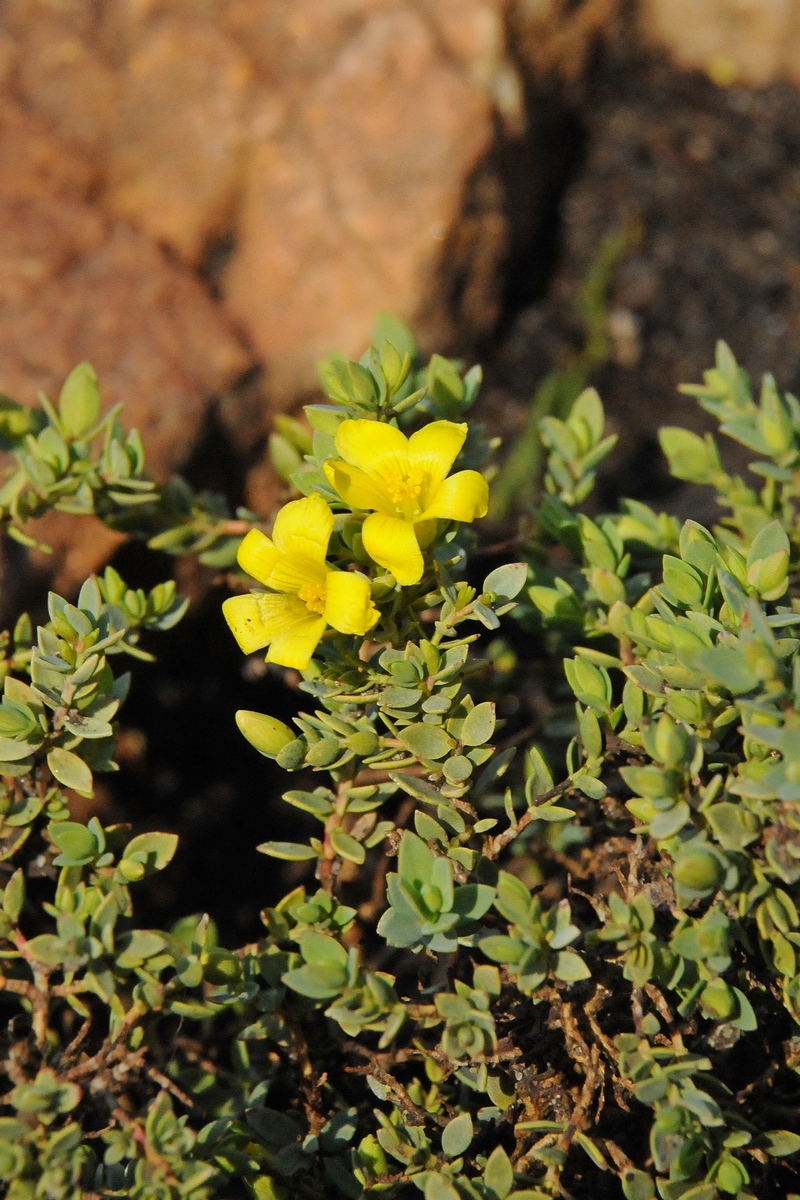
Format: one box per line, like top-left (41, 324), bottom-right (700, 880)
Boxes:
top-left (298, 581), bottom-right (327, 615)
top-left (384, 463), bottom-right (425, 508)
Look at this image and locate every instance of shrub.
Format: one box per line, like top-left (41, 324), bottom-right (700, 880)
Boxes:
top-left (0, 335), bottom-right (798, 1200)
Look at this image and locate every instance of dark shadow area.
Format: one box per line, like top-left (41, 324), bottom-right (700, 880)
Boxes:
top-left (498, 98), bottom-right (589, 326)
top-left (104, 539), bottom-right (315, 944)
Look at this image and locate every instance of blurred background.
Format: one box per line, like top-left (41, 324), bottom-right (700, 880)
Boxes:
top-left (3, 0), bottom-right (800, 939)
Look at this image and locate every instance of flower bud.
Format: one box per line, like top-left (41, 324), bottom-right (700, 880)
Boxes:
top-left (673, 849), bottom-right (725, 893)
top-left (588, 567), bottom-right (626, 607)
top-left (58, 362), bottom-right (101, 438)
top-left (758, 389), bottom-right (794, 455)
top-left (747, 548), bottom-right (789, 601)
top-left (235, 710), bottom-right (295, 758)
top-left (654, 714), bottom-right (689, 768)
top-left (700, 977), bottom-right (735, 1020)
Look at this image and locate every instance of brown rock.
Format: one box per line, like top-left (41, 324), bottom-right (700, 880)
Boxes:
top-left (639, 0), bottom-right (800, 87)
top-left (2, 0), bottom-right (118, 152)
top-left (422, 0), bottom-right (523, 127)
top-left (1, 1), bottom-right (523, 410)
top-left (510, 0), bottom-right (619, 83)
top-left (0, 224), bottom-right (250, 478)
top-left (0, 101), bottom-right (251, 586)
top-left (223, 7), bottom-right (498, 399)
top-left (104, 16), bottom-right (255, 262)
top-left (0, 98), bottom-right (94, 199)
top-left (221, 0), bottom-right (386, 83)
top-left (25, 514), bottom-right (127, 598)
top-left (0, 196), bottom-right (104, 309)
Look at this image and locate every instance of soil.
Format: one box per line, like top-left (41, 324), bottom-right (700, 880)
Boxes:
top-left (104, 22), bottom-right (800, 945)
top-left (492, 26), bottom-right (800, 519)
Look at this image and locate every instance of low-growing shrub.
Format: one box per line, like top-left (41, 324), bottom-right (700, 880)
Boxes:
top-left (0, 333), bottom-right (798, 1200)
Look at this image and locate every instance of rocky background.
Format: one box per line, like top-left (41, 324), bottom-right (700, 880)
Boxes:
top-left (4, 0), bottom-right (800, 579)
top-left (6, 0), bottom-right (800, 933)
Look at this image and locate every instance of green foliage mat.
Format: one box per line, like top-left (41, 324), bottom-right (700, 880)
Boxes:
top-left (0, 333), bottom-right (798, 1199)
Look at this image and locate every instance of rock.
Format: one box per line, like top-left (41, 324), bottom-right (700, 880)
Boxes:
top-left (220, 0), bottom-right (387, 83)
top-left (222, 6), bottom-right (505, 400)
top-left (510, 0), bottom-right (620, 83)
top-left (0, 101), bottom-right (251, 587)
top-left (639, 0), bottom-right (800, 87)
top-left (24, 514), bottom-right (127, 599)
top-left (0, 98), bottom-right (94, 199)
top-left (2, 0), bottom-right (118, 152)
top-left (1, 0), bottom-right (523, 408)
top-left (104, 15), bottom-right (255, 263)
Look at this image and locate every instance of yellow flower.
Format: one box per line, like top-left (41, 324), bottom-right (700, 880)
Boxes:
top-left (222, 494), bottom-right (379, 670)
top-left (322, 420), bottom-right (488, 585)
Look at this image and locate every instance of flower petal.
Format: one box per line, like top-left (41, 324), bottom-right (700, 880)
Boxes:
top-left (362, 513), bottom-right (424, 585)
top-left (225, 590), bottom-right (327, 669)
top-left (324, 570), bottom-right (380, 635)
top-left (224, 589), bottom-right (326, 669)
top-left (222, 594), bottom-right (272, 655)
top-left (267, 555), bottom-right (327, 595)
top-left (270, 494), bottom-right (333, 562)
top-left (267, 614), bottom-right (327, 670)
top-left (422, 470), bottom-right (488, 522)
top-left (408, 421), bottom-right (467, 487)
top-left (323, 460), bottom-right (392, 512)
top-left (237, 529), bottom-right (280, 585)
top-left (335, 419), bottom-right (409, 473)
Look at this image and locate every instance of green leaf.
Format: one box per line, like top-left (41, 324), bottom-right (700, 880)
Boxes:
top-left (373, 310), bottom-right (417, 360)
top-left (257, 841), bottom-right (318, 861)
top-left (480, 935), bottom-right (524, 964)
top-left (747, 519), bottom-right (790, 569)
top-left (398, 831), bottom-right (436, 885)
top-left (390, 772), bottom-right (445, 803)
top-left (661, 556), bottom-right (705, 607)
top-left (673, 1186), bottom-right (715, 1200)
top-left (58, 362), bottom-right (101, 437)
top-left (621, 1169), bottom-right (656, 1200)
top-left (483, 563), bottom-right (528, 601)
top-left (706, 802), bottom-right (760, 851)
top-left (283, 790), bottom-right (333, 818)
top-left (679, 520), bottom-right (717, 574)
top-left (441, 1112), bottom-right (473, 1158)
top-left (460, 702), bottom-right (496, 747)
top-left (659, 427), bottom-right (714, 483)
top-left (484, 1145), bottom-right (514, 1199)
top-left (47, 748), bottom-right (93, 796)
top-left (116, 930), bottom-right (168, 969)
top-left (2, 869), bottom-right (24, 924)
top-left (298, 930), bottom-right (348, 971)
top-left (425, 1175), bottom-right (461, 1200)
top-left (329, 828), bottom-right (366, 864)
top-left (283, 792), bottom-right (333, 820)
top-left (554, 950), bottom-right (591, 982)
top-left (574, 1131), bottom-right (606, 1169)
top-left (451, 883), bottom-right (495, 920)
top-left (49, 821), bottom-right (98, 865)
top-left (124, 832), bottom-right (179, 873)
top-left (282, 964), bottom-right (347, 1001)
top-left (398, 724), bottom-right (453, 760)
top-left (0, 734), bottom-right (38, 762)
top-left (694, 646), bottom-right (759, 694)
top-left (25, 934), bottom-right (66, 967)
top-left (761, 1130), bottom-right (800, 1157)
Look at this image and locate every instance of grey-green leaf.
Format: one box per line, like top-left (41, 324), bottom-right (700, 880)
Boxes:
top-left (441, 1112), bottom-right (473, 1158)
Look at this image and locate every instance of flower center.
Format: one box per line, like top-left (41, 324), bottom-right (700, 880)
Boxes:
top-left (298, 581), bottom-right (326, 615)
top-left (384, 463), bottom-right (425, 511)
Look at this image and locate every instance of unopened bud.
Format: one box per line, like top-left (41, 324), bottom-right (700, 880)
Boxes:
top-left (673, 849), bottom-right (725, 893)
top-left (236, 710), bottom-right (295, 758)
